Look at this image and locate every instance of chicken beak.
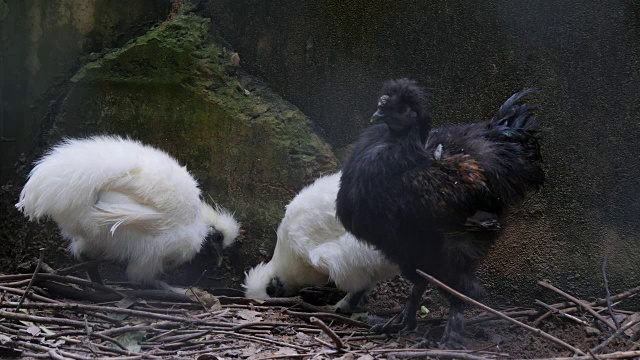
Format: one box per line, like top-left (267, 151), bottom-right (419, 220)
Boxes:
top-left (370, 110), bottom-right (384, 123)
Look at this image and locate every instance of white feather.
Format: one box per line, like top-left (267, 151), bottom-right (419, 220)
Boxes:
top-left (243, 172), bottom-right (399, 309)
top-left (16, 135), bottom-right (241, 286)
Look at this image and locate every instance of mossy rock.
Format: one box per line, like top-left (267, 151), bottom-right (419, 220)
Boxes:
top-left (51, 14), bottom-right (337, 287)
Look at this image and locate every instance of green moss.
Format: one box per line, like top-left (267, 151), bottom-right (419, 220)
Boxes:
top-left (54, 14), bottom-right (337, 286)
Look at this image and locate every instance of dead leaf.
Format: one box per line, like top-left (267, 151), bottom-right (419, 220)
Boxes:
top-left (623, 313), bottom-right (640, 337)
top-left (236, 309), bottom-right (262, 324)
top-left (241, 345), bottom-right (259, 358)
top-left (275, 347), bottom-right (297, 356)
top-left (362, 342), bottom-right (377, 350)
top-left (115, 331), bottom-right (145, 352)
top-left (338, 354), bottom-right (355, 360)
top-left (0, 334), bottom-right (11, 345)
top-left (350, 312), bottom-right (368, 322)
top-left (38, 325), bottom-right (55, 335)
top-left (26, 326), bottom-right (40, 336)
top-left (195, 355), bottom-right (229, 360)
top-left (115, 297), bottom-right (138, 309)
top-left (196, 355), bottom-right (225, 360)
top-left (188, 288), bottom-right (222, 311)
top-left (356, 355), bottom-right (375, 360)
top-left (222, 349), bottom-right (242, 357)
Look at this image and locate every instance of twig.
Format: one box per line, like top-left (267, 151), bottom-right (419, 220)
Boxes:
top-left (591, 317), bottom-right (640, 354)
top-left (96, 325), bottom-right (159, 338)
top-left (284, 309), bottom-right (368, 328)
top-left (543, 285), bottom-right (640, 315)
top-left (145, 328), bottom-right (178, 343)
top-left (54, 260), bottom-right (105, 276)
top-left (417, 270), bottom-right (586, 356)
top-left (0, 285), bottom-right (59, 303)
top-left (151, 330), bottom-right (210, 344)
top-left (0, 310), bottom-right (97, 328)
top-left (384, 350), bottom-right (491, 360)
top-left (527, 350), bottom-right (640, 360)
top-left (207, 329), bottom-right (309, 351)
top-left (15, 248), bottom-right (45, 313)
top-left (535, 300), bottom-right (589, 326)
top-left (309, 316), bottom-right (344, 350)
top-left (232, 321), bottom-right (315, 332)
top-left (188, 286), bottom-right (208, 312)
top-left (241, 296), bottom-right (331, 312)
top-left (37, 260), bottom-right (55, 274)
top-left (602, 256), bottom-right (620, 330)
top-left (47, 349), bottom-right (68, 360)
top-left (40, 273), bottom-right (126, 298)
top-left (42, 280), bottom-right (194, 303)
top-left (538, 281), bottom-right (616, 331)
top-left (255, 354), bottom-right (323, 360)
top-left (467, 309), bottom-right (537, 326)
top-left (58, 336), bottom-right (159, 359)
top-left (9, 340), bottom-right (93, 360)
top-left (369, 348), bottom-right (509, 356)
top-left (0, 302), bottom-right (230, 327)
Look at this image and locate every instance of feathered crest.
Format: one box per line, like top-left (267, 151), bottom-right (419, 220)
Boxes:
top-left (380, 78), bottom-right (428, 113)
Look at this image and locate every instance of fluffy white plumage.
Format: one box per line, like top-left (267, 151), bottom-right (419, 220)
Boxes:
top-left (243, 172), bottom-right (399, 312)
top-left (16, 135), bottom-right (241, 288)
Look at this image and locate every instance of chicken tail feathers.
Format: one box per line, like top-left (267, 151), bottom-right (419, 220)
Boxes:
top-left (489, 88), bottom-right (540, 147)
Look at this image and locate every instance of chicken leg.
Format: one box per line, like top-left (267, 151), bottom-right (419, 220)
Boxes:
top-left (371, 281), bottom-right (427, 334)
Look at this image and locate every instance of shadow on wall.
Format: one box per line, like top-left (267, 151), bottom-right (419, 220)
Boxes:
top-left (203, 0), bottom-right (640, 303)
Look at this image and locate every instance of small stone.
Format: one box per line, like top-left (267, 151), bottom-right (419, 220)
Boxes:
top-left (585, 326), bottom-right (601, 336)
top-left (230, 52), bottom-right (240, 66)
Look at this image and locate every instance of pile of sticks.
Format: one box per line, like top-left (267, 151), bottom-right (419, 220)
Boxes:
top-left (0, 253), bottom-right (638, 359)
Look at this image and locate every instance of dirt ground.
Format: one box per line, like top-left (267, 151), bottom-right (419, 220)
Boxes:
top-left (1, 258), bottom-right (636, 360)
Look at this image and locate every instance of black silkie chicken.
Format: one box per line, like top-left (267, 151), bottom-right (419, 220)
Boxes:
top-left (336, 79), bottom-right (544, 345)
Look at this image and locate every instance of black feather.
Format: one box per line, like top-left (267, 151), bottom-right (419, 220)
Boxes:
top-left (337, 80), bottom-right (544, 343)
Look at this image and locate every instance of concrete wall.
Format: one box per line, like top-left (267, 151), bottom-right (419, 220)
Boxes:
top-left (203, 0), bottom-right (640, 302)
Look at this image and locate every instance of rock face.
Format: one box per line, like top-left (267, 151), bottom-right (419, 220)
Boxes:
top-left (3, 13), bottom-right (337, 286)
top-left (0, 0), bottom-right (172, 181)
top-left (203, 0), bottom-right (640, 303)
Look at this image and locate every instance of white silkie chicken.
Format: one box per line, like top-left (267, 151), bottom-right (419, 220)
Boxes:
top-left (243, 172), bottom-right (399, 313)
top-left (16, 135), bottom-right (241, 290)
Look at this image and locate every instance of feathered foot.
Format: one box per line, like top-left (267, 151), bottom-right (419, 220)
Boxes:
top-left (438, 303), bottom-right (469, 349)
top-left (370, 282), bottom-right (426, 334)
top-left (332, 289), bottom-right (368, 314)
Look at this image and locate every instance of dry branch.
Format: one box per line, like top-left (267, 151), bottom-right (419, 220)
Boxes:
top-left (0, 301), bottom-right (229, 327)
top-left (284, 309), bottom-right (368, 328)
top-left (528, 350), bottom-right (640, 360)
top-left (0, 284), bottom-right (59, 303)
top-left (15, 247), bottom-right (45, 313)
top-left (0, 310), bottom-right (98, 328)
top-left (417, 269), bottom-right (586, 356)
top-left (535, 300), bottom-right (589, 326)
top-left (384, 350), bottom-right (491, 360)
top-left (538, 281), bottom-right (617, 331)
top-left (602, 256), bottom-right (621, 330)
top-left (310, 316), bottom-right (344, 350)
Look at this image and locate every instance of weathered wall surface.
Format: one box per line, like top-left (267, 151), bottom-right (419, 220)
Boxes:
top-left (0, 0), bottom-right (172, 181)
top-left (203, 0), bottom-right (640, 303)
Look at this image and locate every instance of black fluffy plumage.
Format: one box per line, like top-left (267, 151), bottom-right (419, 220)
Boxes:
top-left (336, 79), bottom-right (544, 344)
